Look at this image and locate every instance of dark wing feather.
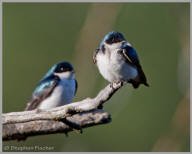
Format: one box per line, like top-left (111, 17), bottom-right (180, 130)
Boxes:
top-left (121, 45), bottom-right (149, 87)
top-left (122, 46), bottom-right (140, 67)
top-left (75, 79), bottom-right (78, 95)
top-left (25, 75), bottom-right (60, 111)
top-left (93, 49), bottom-right (99, 64)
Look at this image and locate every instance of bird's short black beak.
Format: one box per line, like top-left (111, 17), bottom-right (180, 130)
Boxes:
top-left (71, 70), bottom-right (75, 73)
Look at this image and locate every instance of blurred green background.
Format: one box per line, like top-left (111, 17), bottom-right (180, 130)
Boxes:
top-left (3, 3), bottom-right (190, 152)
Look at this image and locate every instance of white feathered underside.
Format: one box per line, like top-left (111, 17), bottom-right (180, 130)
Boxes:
top-left (38, 78), bottom-right (76, 110)
top-left (96, 42), bottom-right (138, 82)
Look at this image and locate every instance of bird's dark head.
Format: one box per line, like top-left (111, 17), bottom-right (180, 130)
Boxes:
top-left (54, 62), bottom-right (74, 73)
top-left (53, 62), bottom-right (75, 79)
top-left (40, 62), bottom-right (75, 80)
top-left (104, 31), bottom-right (126, 44)
top-left (99, 31), bottom-right (126, 49)
top-left (40, 62), bottom-right (75, 84)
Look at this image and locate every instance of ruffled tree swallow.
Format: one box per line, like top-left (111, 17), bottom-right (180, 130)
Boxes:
top-left (25, 62), bottom-right (78, 111)
top-left (93, 31), bottom-right (149, 88)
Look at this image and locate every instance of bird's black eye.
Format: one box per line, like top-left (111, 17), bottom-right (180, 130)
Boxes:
top-left (60, 67), bottom-right (64, 72)
top-left (55, 66), bottom-right (67, 73)
top-left (54, 62), bottom-right (74, 73)
top-left (59, 66), bottom-right (68, 72)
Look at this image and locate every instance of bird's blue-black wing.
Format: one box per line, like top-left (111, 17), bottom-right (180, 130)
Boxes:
top-left (121, 43), bottom-right (149, 88)
top-left (25, 75), bottom-right (60, 111)
top-left (75, 79), bottom-right (78, 95)
top-left (121, 44), bottom-right (141, 67)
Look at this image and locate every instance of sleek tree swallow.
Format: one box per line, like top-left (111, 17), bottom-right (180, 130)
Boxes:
top-left (93, 31), bottom-right (149, 88)
top-left (25, 62), bottom-right (78, 111)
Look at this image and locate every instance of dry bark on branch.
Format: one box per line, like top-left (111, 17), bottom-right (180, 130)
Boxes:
top-left (2, 82), bottom-right (123, 141)
top-left (3, 110), bottom-right (111, 141)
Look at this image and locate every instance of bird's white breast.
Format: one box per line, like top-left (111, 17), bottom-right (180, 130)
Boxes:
top-left (38, 79), bottom-right (76, 110)
top-left (96, 46), bottom-right (138, 82)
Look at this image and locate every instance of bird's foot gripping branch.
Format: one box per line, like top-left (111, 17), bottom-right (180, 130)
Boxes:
top-left (2, 82), bottom-right (123, 141)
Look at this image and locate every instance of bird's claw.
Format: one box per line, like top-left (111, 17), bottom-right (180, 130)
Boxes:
top-left (110, 81), bottom-right (124, 89)
top-left (118, 80), bottom-right (125, 86)
top-left (35, 108), bottom-right (43, 113)
top-left (110, 82), bottom-right (115, 89)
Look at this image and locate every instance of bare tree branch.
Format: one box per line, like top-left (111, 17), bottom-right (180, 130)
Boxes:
top-left (2, 82), bottom-right (123, 141)
top-left (3, 83), bottom-right (122, 124)
top-left (3, 109), bottom-right (111, 141)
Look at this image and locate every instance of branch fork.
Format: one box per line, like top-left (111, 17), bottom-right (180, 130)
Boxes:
top-left (3, 82), bottom-right (124, 141)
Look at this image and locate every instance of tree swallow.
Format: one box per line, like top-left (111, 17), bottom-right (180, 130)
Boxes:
top-left (93, 31), bottom-right (149, 88)
top-left (25, 62), bottom-right (78, 111)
